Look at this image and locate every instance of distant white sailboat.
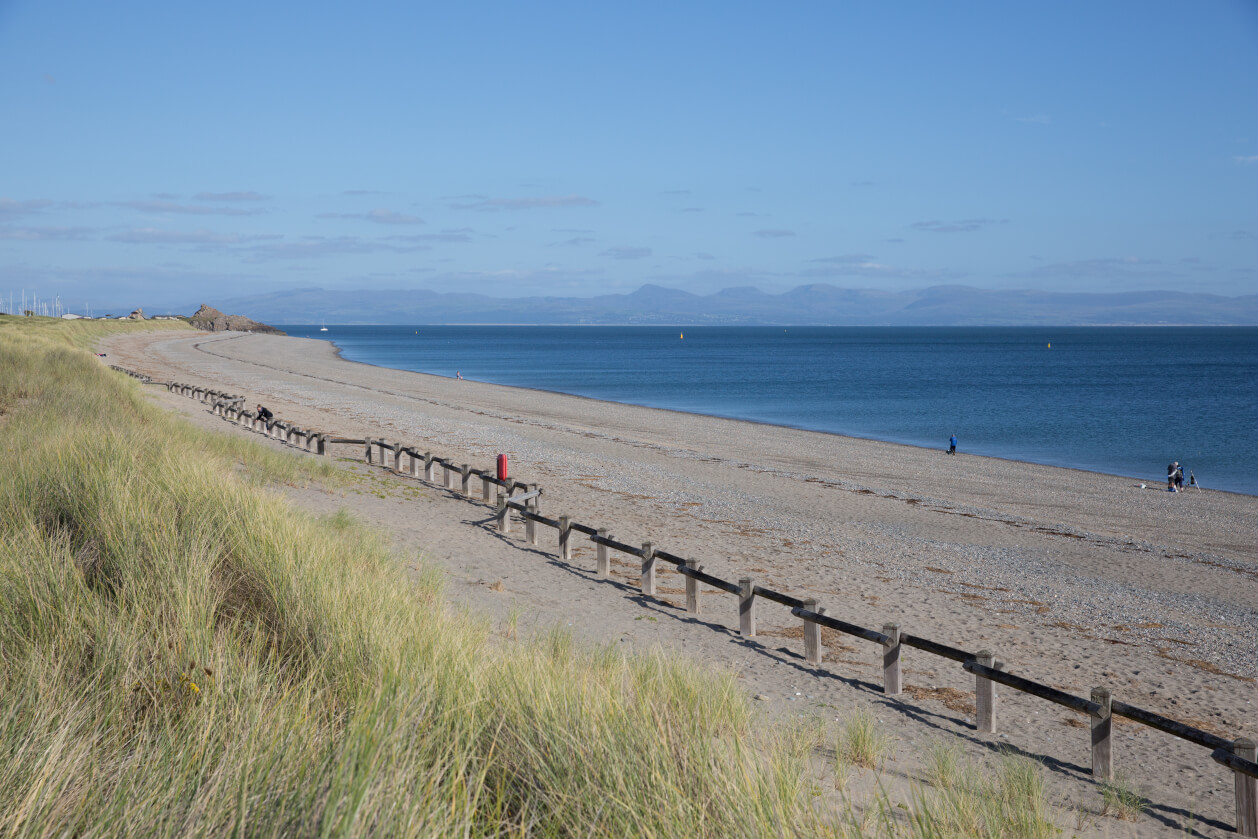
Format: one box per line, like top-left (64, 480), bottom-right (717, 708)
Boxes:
top-left (320, 320), bottom-right (328, 332)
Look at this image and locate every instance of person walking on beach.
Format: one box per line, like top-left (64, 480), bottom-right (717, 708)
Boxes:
top-left (1168, 461), bottom-right (1178, 492)
top-left (948, 433), bottom-right (958, 455)
top-left (1174, 463), bottom-right (1185, 491)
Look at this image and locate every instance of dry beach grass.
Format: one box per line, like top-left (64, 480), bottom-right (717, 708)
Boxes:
top-left (96, 326), bottom-right (1258, 836)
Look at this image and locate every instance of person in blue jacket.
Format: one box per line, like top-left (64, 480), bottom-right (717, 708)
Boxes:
top-left (948, 433), bottom-right (958, 455)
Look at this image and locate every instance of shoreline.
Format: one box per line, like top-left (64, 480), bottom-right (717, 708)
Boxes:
top-left (103, 327), bottom-right (1258, 836)
top-left (296, 324), bottom-right (1258, 498)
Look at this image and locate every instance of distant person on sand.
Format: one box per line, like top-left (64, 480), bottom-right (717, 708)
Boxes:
top-left (1168, 461), bottom-right (1178, 492)
top-left (256, 404), bottom-right (274, 422)
top-left (948, 434), bottom-right (957, 455)
top-left (1175, 463), bottom-right (1185, 491)
top-left (456, 371), bottom-right (463, 380)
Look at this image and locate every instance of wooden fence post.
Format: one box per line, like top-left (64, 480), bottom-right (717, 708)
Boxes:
top-left (802, 599), bottom-right (822, 666)
top-left (640, 542), bottom-right (656, 596)
top-left (559, 516), bottom-right (571, 561)
top-left (1091, 687), bottom-right (1113, 780)
top-left (739, 578), bottom-right (756, 637)
top-left (423, 453), bottom-right (435, 482)
top-left (529, 483), bottom-right (541, 515)
top-left (525, 504), bottom-right (537, 546)
top-left (482, 474), bottom-right (493, 502)
top-left (317, 435), bottom-right (327, 456)
top-left (461, 464), bottom-right (471, 495)
top-left (596, 529), bottom-right (610, 578)
top-left (443, 462), bottom-right (454, 490)
top-left (684, 559), bottom-right (701, 614)
top-left (364, 438), bottom-right (374, 464)
top-left (882, 623), bottom-right (902, 695)
top-left (1234, 738), bottom-right (1257, 838)
top-left (975, 650), bottom-right (996, 734)
top-left (496, 492), bottom-right (509, 534)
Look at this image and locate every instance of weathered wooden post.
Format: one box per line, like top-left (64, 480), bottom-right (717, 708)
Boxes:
top-left (316, 434), bottom-right (327, 456)
top-left (1234, 738), bottom-right (1257, 837)
top-left (364, 438), bottom-right (374, 464)
top-left (525, 503), bottom-right (537, 546)
top-left (423, 453), bottom-right (435, 482)
top-left (529, 483), bottom-right (541, 515)
top-left (1090, 687), bottom-right (1113, 779)
top-left (882, 623), bottom-right (902, 695)
top-left (482, 474), bottom-right (493, 502)
top-left (460, 464), bottom-right (471, 495)
top-left (684, 559), bottom-right (701, 614)
top-left (596, 529), bottom-right (610, 578)
top-left (739, 578), bottom-right (756, 637)
top-left (975, 650), bottom-right (996, 734)
top-left (558, 516), bottom-right (571, 561)
top-left (640, 542), bottom-right (656, 596)
top-left (443, 462), bottom-right (454, 489)
top-left (496, 492), bottom-right (509, 534)
top-left (802, 599), bottom-right (822, 666)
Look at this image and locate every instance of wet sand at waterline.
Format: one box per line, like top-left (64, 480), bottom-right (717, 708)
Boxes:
top-left (103, 329), bottom-right (1258, 837)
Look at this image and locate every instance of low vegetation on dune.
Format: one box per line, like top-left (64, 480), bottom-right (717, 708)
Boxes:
top-left (0, 318), bottom-right (824, 836)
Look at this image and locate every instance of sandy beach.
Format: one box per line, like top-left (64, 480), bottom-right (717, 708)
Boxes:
top-left (102, 329), bottom-right (1258, 837)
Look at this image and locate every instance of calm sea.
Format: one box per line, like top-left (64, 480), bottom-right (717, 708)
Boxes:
top-left (279, 326), bottom-right (1258, 496)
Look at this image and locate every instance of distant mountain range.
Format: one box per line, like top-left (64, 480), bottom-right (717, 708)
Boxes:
top-left (206, 283), bottom-right (1258, 326)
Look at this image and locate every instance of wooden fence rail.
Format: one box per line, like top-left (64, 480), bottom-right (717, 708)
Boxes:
top-left (121, 364), bottom-right (1258, 836)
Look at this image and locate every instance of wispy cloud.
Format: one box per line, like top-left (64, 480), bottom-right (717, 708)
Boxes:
top-left (238, 236), bottom-right (429, 261)
top-left (1013, 256), bottom-right (1180, 282)
top-left (383, 232), bottom-right (473, 243)
top-left (0, 198), bottom-right (56, 221)
top-left (0, 226), bottom-right (93, 241)
top-left (752, 229), bottom-right (795, 238)
top-left (600, 246), bottom-right (652, 260)
top-left (810, 253), bottom-right (876, 264)
top-left (911, 218), bottom-right (1006, 233)
top-left (194, 191), bottom-right (270, 202)
top-left (550, 236), bottom-right (595, 247)
top-left (799, 260), bottom-right (965, 282)
top-left (450, 194), bottom-right (599, 211)
top-left (1233, 155), bottom-right (1258, 164)
top-left (113, 200), bottom-right (264, 217)
top-left (317, 209), bottom-right (425, 225)
top-left (108, 228), bottom-right (281, 245)
top-left (1230, 230), bottom-right (1256, 241)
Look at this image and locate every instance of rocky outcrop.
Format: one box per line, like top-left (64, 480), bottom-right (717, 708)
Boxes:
top-left (188, 304), bottom-right (285, 335)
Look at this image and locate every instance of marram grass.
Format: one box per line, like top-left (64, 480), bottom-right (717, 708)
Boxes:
top-left (0, 320), bottom-right (827, 837)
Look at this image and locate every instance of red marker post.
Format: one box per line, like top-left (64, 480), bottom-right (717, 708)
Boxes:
top-left (496, 454), bottom-right (508, 482)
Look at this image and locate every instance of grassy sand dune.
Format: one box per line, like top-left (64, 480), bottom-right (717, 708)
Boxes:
top-left (0, 319), bottom-right (825, 837)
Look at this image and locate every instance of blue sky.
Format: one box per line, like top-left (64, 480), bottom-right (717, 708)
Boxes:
top-left (1, 1), bottom-right (1256, 313)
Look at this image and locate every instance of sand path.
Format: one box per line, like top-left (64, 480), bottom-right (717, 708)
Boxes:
top-left (102, 329), bottom-right (1258, 837)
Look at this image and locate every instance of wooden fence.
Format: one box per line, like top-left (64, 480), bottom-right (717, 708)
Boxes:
top-left (130, 368), bottom-right (1258, 835)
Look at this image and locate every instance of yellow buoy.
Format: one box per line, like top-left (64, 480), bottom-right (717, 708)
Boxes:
top-left (1047, 342), bottom-right (1051, 349)
top-left (680, 332), bottom-right (684, 339)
